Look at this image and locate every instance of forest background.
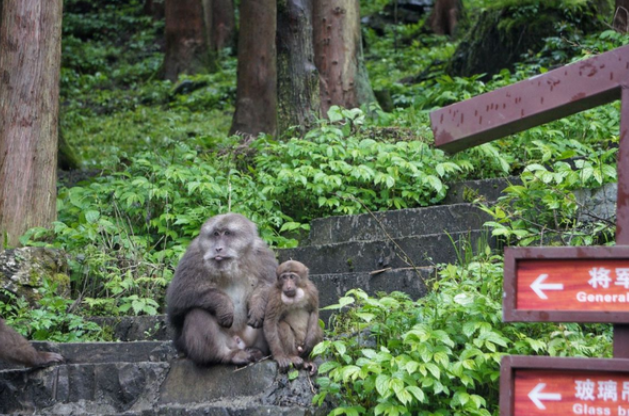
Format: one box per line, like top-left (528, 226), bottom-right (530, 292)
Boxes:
top-left (0, 0), bottom-right (628, 414)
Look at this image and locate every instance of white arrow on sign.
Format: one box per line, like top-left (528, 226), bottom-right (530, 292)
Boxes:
top-left (530, 274), bottom-right (564, 300)
top-left (528, 383), bottom-right (562, 410)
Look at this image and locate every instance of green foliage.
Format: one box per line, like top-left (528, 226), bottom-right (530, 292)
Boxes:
top-left (252, 106), bottom-right (474, 222)
top-left (313, 256), bottom-right (611, 415)
top-left (0, 281), bottom-right (103, 342)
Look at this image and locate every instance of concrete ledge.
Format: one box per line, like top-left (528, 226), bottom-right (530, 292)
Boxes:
top-left (279, 229), bottom-right (495, 274)
top-left (0, 341), bottom-right (175, 371)
top-left (312, 268), bottom-right (433, 323)
top-left (306, 203), bottom-right (491, 245)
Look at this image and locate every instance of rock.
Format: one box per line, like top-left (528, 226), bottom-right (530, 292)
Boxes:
top-left (0, 247), bottom-right (70, 304)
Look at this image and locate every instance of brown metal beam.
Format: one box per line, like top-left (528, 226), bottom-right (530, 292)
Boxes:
top-left (430, 44), bottom-right (629, 153)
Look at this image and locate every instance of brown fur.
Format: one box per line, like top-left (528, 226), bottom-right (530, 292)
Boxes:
top-left (0, 318), bottom-right (64, 367)
top-left (263, 260), bottom-right (323, 375)
top-left (166, 213), bottom-right (277, 366)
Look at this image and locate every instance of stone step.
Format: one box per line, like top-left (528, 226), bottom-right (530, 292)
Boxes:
top-left (441, 176), bottom-right (520, 205)
top-left (279, 229), bottom-right (494, 275)
top-left (306, 203), bottom-right (491, 246)
top-left (312, 267), bottom-right (434, 323)
top-left (0, 359), bottom-right (320, 415)
top-left (0, 341), bottom-right (175, 371)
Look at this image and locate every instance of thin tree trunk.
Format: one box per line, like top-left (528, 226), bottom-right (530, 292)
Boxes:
top-left (206, 0), bottom-right (235, 51)
top-left (615, 0), bottom-right (629, 32)
top-left (277, 0), bottom-right (320, 135)
top-left (0, 0), bottom-right (63, 248)
top-left (313, 0), bottom-right (374, 116)
top-left (163, 0), bottom-right (209, 81)
top-left (144, 0), bottom-right (165, 20)
top-left (230, 0), bottom-right (277, 137)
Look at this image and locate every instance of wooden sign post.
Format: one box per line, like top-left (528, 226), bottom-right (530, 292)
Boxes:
top-left (429, 44), bottom-right (629, 415)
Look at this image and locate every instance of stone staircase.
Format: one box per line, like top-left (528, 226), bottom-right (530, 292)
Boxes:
top-left (0, 178), bottom-right (513, 415)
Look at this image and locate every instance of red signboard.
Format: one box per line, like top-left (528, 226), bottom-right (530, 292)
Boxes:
top-left (501, 356), bottom-right (629, 416)
top-left (503, 246), bottom-right (629, 323)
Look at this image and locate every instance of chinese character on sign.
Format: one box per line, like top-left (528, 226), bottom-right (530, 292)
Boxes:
top-left (588, 267), bottom-right (612, 289)
top-left (616, 269), bottom-right (629, 289)
top-left (622, 381), bottom-right (629, 401)
top-left (576, 379), bottom-right (596, 401)
top-left (598, 380), bottom-right (618, 402)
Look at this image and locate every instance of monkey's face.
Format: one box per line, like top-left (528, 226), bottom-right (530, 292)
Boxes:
top-left (278, 271), bottom-right (299, 297)
top-left (276, 260), bottom-right (309, 304)
top-left (198, 214), bottom-right (256, 272)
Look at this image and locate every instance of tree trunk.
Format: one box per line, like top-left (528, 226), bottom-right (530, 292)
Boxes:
top-left (0, 0), bottom-right (63, 248)
top-left (614, 0), bottom-right (629, 32)
top-left (277, 0), bottom-right (320, 135)
top-left (205, 0), bottom-right (235, 52)
top-left (313, 0), bottom-right (374, 116)
top-left (163, 0), bottom-right (209, 82)
top-left (144, 0), bottom-right (165, 20)
top-left (428, 0), bottom-right (462, 36)
top-left (229, 0), bottom-right (277, 137)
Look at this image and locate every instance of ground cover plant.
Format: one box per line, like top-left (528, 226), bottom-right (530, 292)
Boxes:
top-left (1, 0), bottom-right (626, 412)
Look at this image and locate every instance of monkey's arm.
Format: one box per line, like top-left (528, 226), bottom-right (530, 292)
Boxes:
top-left (0, 319), bottom-right (64, 367)
top-left (167, 284), bottom-right (235, 328)
top-left (247, 283), bottom-right (269, 328)
top-left (300, 283), bottom-right (323, 356)
top-left (263, 295), bottom-right (285, 357)
top-left (263, 295), bottom-right (297, 371)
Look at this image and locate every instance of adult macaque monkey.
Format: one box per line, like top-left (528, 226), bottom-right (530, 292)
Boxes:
top-left (166, 213), bottom-right (277, 366)
top-left (264, 260), bottom-right (323, 375)
top-left (0, 318), bottom-right (64, 367)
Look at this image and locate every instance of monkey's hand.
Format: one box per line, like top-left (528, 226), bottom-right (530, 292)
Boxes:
top-left (274, 354), bottom-right (293, 373)
top-left (33, 351), bottom-right (65, 367)
top-left (247, 309), bottom-right (264, 328)
top-left (304, 361), bottom-right (318, 376)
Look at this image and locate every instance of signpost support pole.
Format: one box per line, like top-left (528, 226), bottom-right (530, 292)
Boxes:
top-left (614, 86), bottom-right (629, 358)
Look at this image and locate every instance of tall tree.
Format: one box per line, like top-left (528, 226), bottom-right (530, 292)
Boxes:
top-left (313, 0), bottom-right (375, 115)
top-left (0, 0), bottom-right (63, 248)
top-left (205, 0), bottom-right (235, 52)
top-left (277, 0), bottom-right (320, 134)
top-left (230, 0), bottom-right (277, 136)
top-left (163, 0), bottom-right (209, 81)
top-left (614, 0), bottom-right (629, 32)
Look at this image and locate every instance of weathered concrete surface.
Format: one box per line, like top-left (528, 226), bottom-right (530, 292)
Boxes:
top-left (0, 359), bottom-right (324, 415)
top-left (0, 362), bottom-right (169, 414)
top-left (160, 360), bottom-right (276, 403)
top-left (313, 268), bottom-right (433, 322)
top-left (307, 203), bottom-right (491, 245)
top-left (575, 182), bottom-right (616, 224)
top-left (442, 176), bottom-right (521, 205)
top-left (279, 229), bottom-right (494, 274)
top-left (0, 341), bottom-right (175, 371)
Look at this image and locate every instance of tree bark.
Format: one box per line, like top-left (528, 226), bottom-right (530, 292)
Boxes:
top-left (313, 0), bottom-right (374, 116)
top-left (163, 0), bottom-right (209, 82)
top-left (277, 0), bottom-right (320, 135)
top-left (205, 0), bottom-right (235, 52)
top-left (614, 0), bottom-right (629, 32)
top-left (144, 0), bottom-right (165, 20)
top-left (0, 0), bottom-right (63, 248)
top-left (229, 0), bottom-right (277, 137)
top-left (428, 0), bottom-right (462, 36)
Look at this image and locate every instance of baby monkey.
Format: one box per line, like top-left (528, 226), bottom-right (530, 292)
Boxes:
top-left (264, 260), bottom-right (323, 375)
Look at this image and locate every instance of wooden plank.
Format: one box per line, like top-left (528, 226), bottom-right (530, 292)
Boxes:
top-left (430, 44), bottom-right (629, 153)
